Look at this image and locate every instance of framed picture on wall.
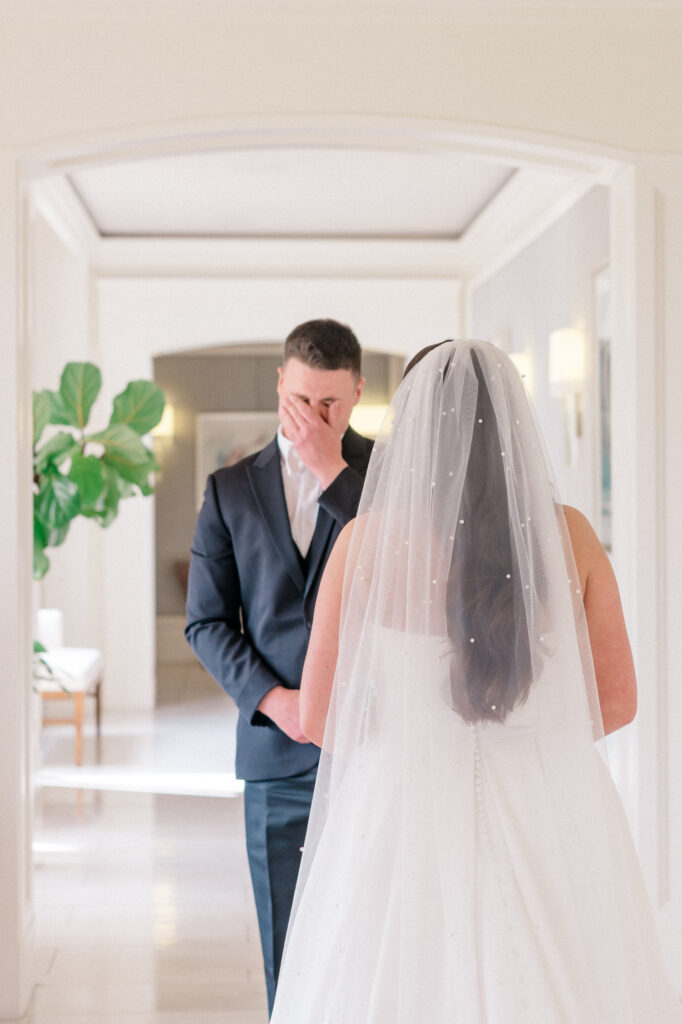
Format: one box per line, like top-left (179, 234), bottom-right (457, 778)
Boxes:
top-left (592, 264), bottom-right (612, 551)
top-left (195, 411), bottom-right (279, 510)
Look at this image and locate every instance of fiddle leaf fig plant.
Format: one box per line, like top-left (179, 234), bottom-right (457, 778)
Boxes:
top-left (33, 362), bottom-right (165, 580)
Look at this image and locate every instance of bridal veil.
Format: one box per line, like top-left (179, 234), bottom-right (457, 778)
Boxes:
top-left (271, 340), bottom-right (681, 1023)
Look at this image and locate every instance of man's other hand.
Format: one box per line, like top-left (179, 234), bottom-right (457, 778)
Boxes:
top-left (256, 685), bottom-right (309, 743)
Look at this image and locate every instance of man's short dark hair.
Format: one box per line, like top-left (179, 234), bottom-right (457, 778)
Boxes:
top-left (284, 319), bottom-right (362, 379)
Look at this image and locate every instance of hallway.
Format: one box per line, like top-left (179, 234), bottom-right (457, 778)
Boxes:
top-left (21, 697), bottom-right (269, 1023)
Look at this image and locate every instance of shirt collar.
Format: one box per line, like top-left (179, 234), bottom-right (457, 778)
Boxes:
top-left (277, 425), bottom-right (304, 475)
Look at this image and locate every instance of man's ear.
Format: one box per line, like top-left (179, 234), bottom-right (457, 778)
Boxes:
top-left (353, 377), bottom-right (366, 405)
top-left (277, 366), bottom-right (284, 392)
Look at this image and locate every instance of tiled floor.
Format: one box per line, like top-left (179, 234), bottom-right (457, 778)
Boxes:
top-left (19, 694), bottom-right (269, 1024)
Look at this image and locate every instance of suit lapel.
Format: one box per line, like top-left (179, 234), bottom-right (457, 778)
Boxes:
top-left (304, 505), bottom-right (334, 597)
top-left (246, 439), bottom-right (306, 594)
top-left (247, 428), bottom-right (370, 599)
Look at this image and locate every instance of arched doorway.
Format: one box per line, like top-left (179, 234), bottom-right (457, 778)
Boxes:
top-left (4, 114), bottom-right (677, 1016)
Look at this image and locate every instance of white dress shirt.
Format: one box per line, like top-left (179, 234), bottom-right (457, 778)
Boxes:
top-left (277, 426), bottom-right (322, 557)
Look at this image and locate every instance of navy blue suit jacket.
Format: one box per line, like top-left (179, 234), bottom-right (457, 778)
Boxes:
top-left (185, 428), bottom-right (373, 781)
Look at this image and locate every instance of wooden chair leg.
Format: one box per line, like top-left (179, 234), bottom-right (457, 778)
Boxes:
top-left (95, 679), bottom-right (102, 737)
top-left (73, 692), bottom-right (84, 766)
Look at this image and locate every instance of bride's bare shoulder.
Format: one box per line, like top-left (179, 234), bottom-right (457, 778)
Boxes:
top-left (562, 504), bottom-right (605, 572)
top-left (324, 519), bottom-right (358, 581)
top-left (325, 513), bottom-right (373, 586)
top-left (563, 504), bottom-right (596, 539)
top-left (563, 503), bottom-right (592, 535)
top-left (333, 518), bottom-right (357, 554)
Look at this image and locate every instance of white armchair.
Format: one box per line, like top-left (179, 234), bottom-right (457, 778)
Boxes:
top-left (34, 611), bottom-right (103, 766)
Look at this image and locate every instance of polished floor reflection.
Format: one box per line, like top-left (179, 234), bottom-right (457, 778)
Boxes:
top-left (21, 696), bottom-right (269, 1024)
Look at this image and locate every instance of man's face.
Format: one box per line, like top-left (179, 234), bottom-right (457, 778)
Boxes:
top-left (277, 358), bottom-right (364, 437)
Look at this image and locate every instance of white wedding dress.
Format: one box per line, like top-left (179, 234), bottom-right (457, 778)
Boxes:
top-left (272, 626), bottom-right (681, 1023)
top-left (270, 341), bottom-right (682, 1023)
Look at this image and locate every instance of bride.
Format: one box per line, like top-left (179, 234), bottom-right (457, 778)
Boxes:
top-left (270, 340), bottom-right (682, 1022)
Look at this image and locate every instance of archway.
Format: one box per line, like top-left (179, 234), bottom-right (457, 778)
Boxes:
top-left (3, 113), bottom-right (675, 1016)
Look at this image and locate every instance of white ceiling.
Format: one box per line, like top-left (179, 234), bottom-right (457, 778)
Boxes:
top-left (68, 148), bottom-right (516, 240)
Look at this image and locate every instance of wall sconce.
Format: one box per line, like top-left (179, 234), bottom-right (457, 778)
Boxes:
top-left (350, 403), bottom-right (390, 439)
top-left (509, 351), bottom-right (533, 395)
top-left (549, 328), bottom-right (586, 467)
top-left (152, 404), bottom-right (175, 440)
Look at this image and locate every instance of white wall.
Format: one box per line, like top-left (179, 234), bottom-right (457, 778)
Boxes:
top-left (608, 163), bottom-right (682, 981)
top-left (96, 276), bottom-right (462, 361)
top-left (3, 5), bottom-right (682, 155)
top-left (30, 212), bottom-right (105, 652)
top-left (469, 185), bottom-right (609, 518)
top-left (0, 158), bottom-right (33, 1023)
top-left (467, 185), bottom-right (645, 836)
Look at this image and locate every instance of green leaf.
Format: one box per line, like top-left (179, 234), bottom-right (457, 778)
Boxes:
top-left (33, 546), bottom-right (50, 580)
top-left (110, 381), bottom-right (165, 435)
top-left (88, 423), bottom-right (155, 488)
top-left (117, 477), bottom-right (135, 499)
top-left (94, 462), bottom-right (122, 528)
top-left (44, 522), bottom-right (71, 549)
top-left (108, 449), bottom-right (158, 488)
top-left (34, 483), bottom-right (71, 550)
top-left (59, 362), bottom-right (102, 429)
top-left (68, 453), bottom-right (105, 508)
top-left (33, 390), bottom-right (51, 445)
top-left (103, 453), bottom-right (152, 485)
top-left (48, 390), bottom-right (73, 425)
top-left (34, 515), bottom-right (47, 551)
top-left (34, 431), bottom-right (80, 473)
top-left (34, 472), bottom-right (80, 531)
top-left (97, 508), bottom-right (118, 529)
top-left (33, 516), bottom-right (51, 580)
top-left (87, 423), bottom-right (149, 464)
top-left (33, 640), bottom-right (47, 654)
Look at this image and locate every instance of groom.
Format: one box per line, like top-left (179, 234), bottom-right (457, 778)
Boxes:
top-left (185, 319), bottom-right (373, 1013)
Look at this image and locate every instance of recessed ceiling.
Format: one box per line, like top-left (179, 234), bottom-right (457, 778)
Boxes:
top-left (68, 148), bottom-right (515, 240)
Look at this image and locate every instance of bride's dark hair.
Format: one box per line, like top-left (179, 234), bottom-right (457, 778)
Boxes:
top-left (404, 342), bottom-right (533, 723)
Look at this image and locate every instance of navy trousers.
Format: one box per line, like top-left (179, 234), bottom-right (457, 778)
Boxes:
top-left (244, 764), bottom-right (317, 1015)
